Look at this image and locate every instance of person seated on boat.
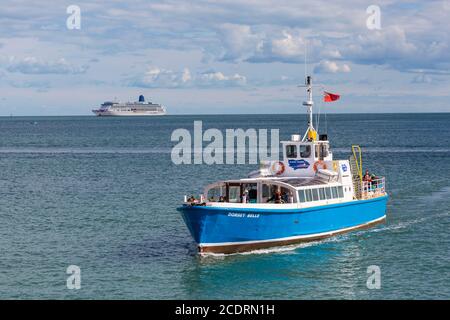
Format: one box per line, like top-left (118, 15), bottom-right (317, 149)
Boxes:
top-left (281, 191), bottom-right (289, 203)
top-left (218, 196), bottom-right (225, 202)
top-left (187, 195), bottom-right (196, 203)
top-left (267, 189), bottom-right (283, 204)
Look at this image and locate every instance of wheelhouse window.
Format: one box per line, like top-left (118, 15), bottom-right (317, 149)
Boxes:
top-left (318, 188), bottom-right (326, 200)
top-left (337, 186), bottom-right (344, 198)
top-left (299, 185), bottom-right (345, 203)
top-left (298, 190), bottom-right (306, 203)
top-left (207, 186), bottom-right (223, 201)
top-left (299, 145), bottom-right (311, 158)
top-left (312, 189), bottom-right (319, 201)
top-left (228, 185), bottom-right (241, 203)
top-left (325, 187), bottom-right (332, 200)
top-left (331, 186), bottom-right (338, 198)
top-left (321, 144), bottom-right (329, 158)
top-left (305, 189), bottom-right (312, 202)
top-left (262, 184), bottom-right (270, 198)
top-left (286, 145), bottom-right (297, 158)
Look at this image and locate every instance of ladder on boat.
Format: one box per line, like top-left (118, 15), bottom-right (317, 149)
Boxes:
top-left (350, 145), bottom-right (363, 199)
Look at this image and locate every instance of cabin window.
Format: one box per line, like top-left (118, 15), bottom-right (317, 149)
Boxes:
top-left (286, 145), bottom-right (297, 158)
top-left (207, 186), bottom-right (222, 201)
top-left (337, 186), bottom-right (344, 198)
top-left (299, 145), bottom-right (311, 158)
top-left (325, 187), bottom-right (332, 200)
top-left (262, 184), bottom-right (270, 198)
top-left (305, 189), bottom-right (312, 202)
top-left (320, 144), bottom-right (329, 158)
top-left (318, 188), bottom-right (326, 200)
top-left (331, 186), bottom-right (338, 199)
top-left (315, 145), bottom-right (320, 158)
top-left (312, 189), bottom-right (319, 201)
top-left (298, 190), bottom-right (306, 203)
top-left (228, 186), bottom-right (241, 203)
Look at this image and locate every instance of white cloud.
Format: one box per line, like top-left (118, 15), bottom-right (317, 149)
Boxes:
top-left (270, 31), bottom-right (305, 59)
top-left (181, 68), bottom-right (191, 83)
top-left (4, 56), bottom-right (88, 74)
top-left (128, 66), bottom-right (247, 88)
top-left (218, 23), bottom-right (263, 61)
top-left (343, 27), bottom-right (417, 67)
top-left (314, 60), bottom-right (351, 74)
top-left (411, 73), bottom-right (432, 84)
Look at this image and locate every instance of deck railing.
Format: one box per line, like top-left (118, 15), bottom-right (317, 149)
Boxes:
top-left (361, 177), bottom-right (386, 199)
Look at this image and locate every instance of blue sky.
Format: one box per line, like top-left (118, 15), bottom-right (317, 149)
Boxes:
top-left (0, 0), bottom-right (449, 115)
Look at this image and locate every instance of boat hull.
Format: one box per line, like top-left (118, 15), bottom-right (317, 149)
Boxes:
top-left (178, 195), bottom-right (388, 254)
top-left (92, 110), bottom-right (166, 116)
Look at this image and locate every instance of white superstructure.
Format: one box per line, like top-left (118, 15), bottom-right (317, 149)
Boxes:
top-left (92, 95), bottom-right (166, 116)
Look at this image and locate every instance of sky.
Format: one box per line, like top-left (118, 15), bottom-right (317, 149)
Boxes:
top-left (0, 0), bottom-right (449, 115)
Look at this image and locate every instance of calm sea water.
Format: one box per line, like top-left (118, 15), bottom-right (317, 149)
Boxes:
top-left (0, 113), bottom-right (449, 299)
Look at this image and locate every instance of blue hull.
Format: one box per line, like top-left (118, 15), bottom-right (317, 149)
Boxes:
top-left (178, 195), bottom-right (388, 254)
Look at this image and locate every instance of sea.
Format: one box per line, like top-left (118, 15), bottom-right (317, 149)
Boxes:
top-left (0, 113), bottom-right (449, 299)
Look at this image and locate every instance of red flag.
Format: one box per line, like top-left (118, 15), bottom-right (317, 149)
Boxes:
top-left (323, 91), bottom-right (340, 102)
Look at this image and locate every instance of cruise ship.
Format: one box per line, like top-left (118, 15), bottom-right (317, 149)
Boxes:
top-left (92, 95), bottom-right (166, 116)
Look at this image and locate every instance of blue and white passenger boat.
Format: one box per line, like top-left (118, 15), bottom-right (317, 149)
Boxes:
top-left (178, 76), bottom-right (388, 254)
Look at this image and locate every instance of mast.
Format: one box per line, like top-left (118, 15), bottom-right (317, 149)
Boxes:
top-left (302, 75), bottom-right (317, 141)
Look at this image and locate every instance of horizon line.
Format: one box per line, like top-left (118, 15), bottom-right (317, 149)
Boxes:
top-left (1, 111), bottom-right (450, 117)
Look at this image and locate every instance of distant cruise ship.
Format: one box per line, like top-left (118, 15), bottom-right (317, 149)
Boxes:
top-left (92, 95), bottom-right (166, 116)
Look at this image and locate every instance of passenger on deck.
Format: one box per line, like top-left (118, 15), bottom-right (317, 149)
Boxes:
top-left (267, 189), bottom-right (282, 204)
top-left (218, 196), bottom-right (225, 202)
top-left (281, 191), bottom-right (289, 203)
top-left (363, 170), bottom-right (372, 182)
top-left (242, 190), bottom-right (249, 203)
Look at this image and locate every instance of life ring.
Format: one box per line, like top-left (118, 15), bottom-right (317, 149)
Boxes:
top-left (271, 161), bottom-right (285, 175)
top-left (313, 160), bottom-right (327, 172)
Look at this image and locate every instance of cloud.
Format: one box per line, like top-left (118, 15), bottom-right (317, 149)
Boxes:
top-left (342, 26), bottom-right (417, 68)
top-left (127, 66), bottom-right (247, 88)
top-left (0, 0), bottom-right (449, 115)
top-left (218, 24), bottom-right (263, 61)
top-left (5, 57), bottom-right (88, 74)
top-left (411, 73), bottom-right (432, 84)
top-left (314, 60), bottom-right (351, 74)
top-left (8, 79), bottom-right (51, 89)
top-left (218, 26), bottom-right (343, 64)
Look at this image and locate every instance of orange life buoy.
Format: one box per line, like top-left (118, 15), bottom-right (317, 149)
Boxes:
top-left (271, 161), bottom-right (285, 175)
top-left (313, 160), bottom-right (327, 172)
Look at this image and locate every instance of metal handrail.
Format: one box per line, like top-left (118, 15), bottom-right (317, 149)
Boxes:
top-left (361, 177), bottom-right (386, 199)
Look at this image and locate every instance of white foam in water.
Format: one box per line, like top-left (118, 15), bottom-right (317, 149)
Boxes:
top-left (199, 235), bottom-right (352, 258)
top-left (333, 147), bottom-right (450, 153)
top-left (420, 186), bottom-right (450, 202)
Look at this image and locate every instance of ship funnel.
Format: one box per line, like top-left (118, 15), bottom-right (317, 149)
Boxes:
top-left (139, 95), bottom-right (145, 102)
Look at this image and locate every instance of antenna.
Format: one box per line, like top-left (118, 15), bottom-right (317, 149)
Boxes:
top-left (301, 75), bottom-right (314, 142)
top-left (304, 38), bottom-right (307, 80)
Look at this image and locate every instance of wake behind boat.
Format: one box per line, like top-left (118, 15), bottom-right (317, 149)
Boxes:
top-left (92, 95), bottom-right (166, 116)
top-left (178, 75), bottom-right (388, 254)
